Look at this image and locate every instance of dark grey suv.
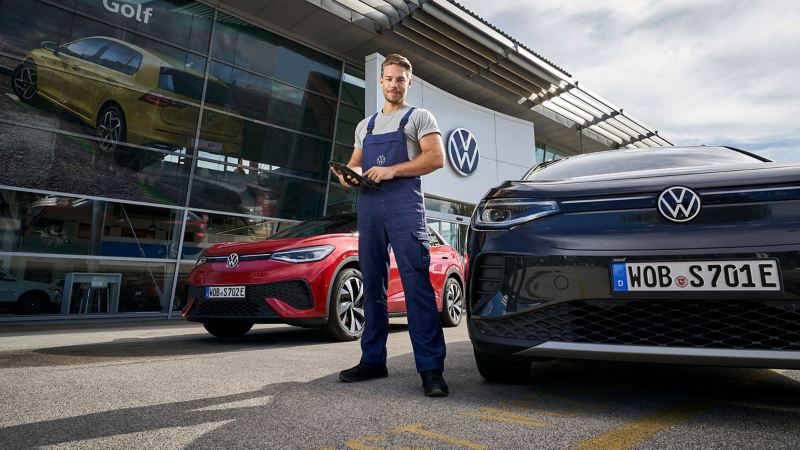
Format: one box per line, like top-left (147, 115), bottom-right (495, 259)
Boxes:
top-left (467, 146), bottom-right (800, 382)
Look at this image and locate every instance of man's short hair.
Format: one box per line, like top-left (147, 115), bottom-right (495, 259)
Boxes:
top-left (381, 54), bottom-right (412, 76)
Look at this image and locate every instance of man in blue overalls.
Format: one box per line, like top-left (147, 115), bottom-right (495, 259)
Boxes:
top-left (331, 54), bottom-right (448, 397)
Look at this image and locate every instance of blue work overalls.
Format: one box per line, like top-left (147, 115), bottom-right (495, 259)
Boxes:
top-left (357, 107), bottom-right (446, 373)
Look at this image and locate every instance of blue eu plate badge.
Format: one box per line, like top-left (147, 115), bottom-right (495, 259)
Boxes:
top-left (612, 263), bottom-right (628, 292)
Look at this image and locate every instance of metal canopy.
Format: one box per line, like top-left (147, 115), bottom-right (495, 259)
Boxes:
top-left (316, 0), bottom-right (672, 149)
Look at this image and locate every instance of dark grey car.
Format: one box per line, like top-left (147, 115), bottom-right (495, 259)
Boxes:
top-left (467, 146), bottom-right (800, 382)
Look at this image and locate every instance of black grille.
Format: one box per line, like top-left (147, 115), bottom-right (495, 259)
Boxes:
top-left (474, 299), bottom-right (800, 351)
top-left (185, 281), bottom-right (313, 319)
top-left (248, 281), bottom-right (313, 310)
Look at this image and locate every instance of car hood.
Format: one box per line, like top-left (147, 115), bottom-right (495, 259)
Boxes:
top-left (493, 162), bottom-right (800, 199)
top-left (204, 234), bottom-right (354, 257)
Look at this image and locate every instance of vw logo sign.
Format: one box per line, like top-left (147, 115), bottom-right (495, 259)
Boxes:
top-left (226, 253), bottom-right (239, 269)
top-left (376, 155), bottom-right (386, 166)
top-left (658, 186), bottom-right (701, 223)
top-left (447, 128), bottom-right (479, 176)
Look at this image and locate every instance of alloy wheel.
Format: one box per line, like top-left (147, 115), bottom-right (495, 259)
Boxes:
top-left (446, 280), bottom-right (463, 323)
top-left (13, 64), bottom-right (37, 101)
top-left (337, 276), bottom-right (365, 334)
top-left (97, 109), bottom-right (122, 152)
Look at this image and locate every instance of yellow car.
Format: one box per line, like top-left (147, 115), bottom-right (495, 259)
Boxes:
top-left (12, 36), bottom-right (243, 168)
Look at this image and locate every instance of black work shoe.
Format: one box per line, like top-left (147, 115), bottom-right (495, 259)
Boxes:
top-left (339, 362), bottom-right (388, 382)
top-left (420, 370), bottom-right (449, 397)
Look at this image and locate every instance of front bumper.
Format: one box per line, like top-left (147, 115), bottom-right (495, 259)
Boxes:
top-left (183, 280), bottom-right (324, 325)
top-left (467, 244), bottom-right (800, 369)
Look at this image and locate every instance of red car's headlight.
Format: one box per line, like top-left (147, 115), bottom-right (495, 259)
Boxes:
top-left (271, 245), bottom-right (335, 264)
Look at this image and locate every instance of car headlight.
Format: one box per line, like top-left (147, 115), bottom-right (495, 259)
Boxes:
top-left (195, 253), bottom-right (207, 267)
top-left (272, 245), bottom-right (335, 263)
top-left (473, 198), bottom-right (560, 229)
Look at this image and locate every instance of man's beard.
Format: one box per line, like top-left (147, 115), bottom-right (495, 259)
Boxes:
top-left (384, 90), bottom-right (404, 104)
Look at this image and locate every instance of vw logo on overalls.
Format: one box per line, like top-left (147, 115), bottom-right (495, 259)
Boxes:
top-left (226, 253), bottom-right (239, 269)
top-left (447, 128), bottom-right (479, 176)
top-left (377, 155), bottom-right (386, 166)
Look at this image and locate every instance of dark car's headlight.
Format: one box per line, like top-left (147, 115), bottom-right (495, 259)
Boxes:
top-left (272, 245), bottom-right (334, 263)
top-left (473, 198), bottom-right (560, 229)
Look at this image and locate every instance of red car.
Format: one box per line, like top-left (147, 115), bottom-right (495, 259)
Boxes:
top-left (184, 214), bottom-right (465, 341)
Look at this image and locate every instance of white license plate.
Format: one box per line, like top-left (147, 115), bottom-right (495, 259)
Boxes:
top-left (612, 260), bottom-right (781, 292)
top-left (205, 286), bottom-right (246, 298)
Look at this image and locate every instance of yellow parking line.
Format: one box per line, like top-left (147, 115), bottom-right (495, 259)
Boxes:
top-left (569, 398), bottom-right (716, 450)
top-left (388, 423), bottom-right (487, 450)
top-left (498, 401), bottom-right (580, 417)
top-left (345, 435), bottom-right (386, 450)
top-left (570, 370), bottom-right (778, 450)
top-left (459, 406), bottom-right (547, 428)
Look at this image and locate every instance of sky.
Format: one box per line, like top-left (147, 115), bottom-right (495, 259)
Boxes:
top-left (454, 0), bottom-right (800, 161)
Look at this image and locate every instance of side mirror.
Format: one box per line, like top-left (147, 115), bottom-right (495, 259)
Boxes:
top-left (41, 41), bottom-right (59, 55)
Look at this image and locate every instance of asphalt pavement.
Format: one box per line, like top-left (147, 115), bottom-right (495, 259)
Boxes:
top-left (1, 320), bottom-right (799, 449)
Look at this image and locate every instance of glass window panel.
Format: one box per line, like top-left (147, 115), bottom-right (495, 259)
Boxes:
top-left (1, 22), bottom-right (206, 151)
top-left (0, 255), bottom-right (177, 316)
top-left (424, 196), bottom-right (475, 217)
top-left (190, 161), bottom-right (327, 220)
top-left (212, 12), bottom-right (279, 78)
top-left (0, 189), bottom-right (183, 259)
top-left (274, 39), bottom-right (341, 97)
top-left (70, 0), bottom-right (214, 54)
top-left (341, 64), bottom-right (365, 109)
top-left (197, 118), bottom-right (332, 181)
top-left (325, 144), bottom-right (357, 215)
top-left (0, 123), bottom-right (191, 206)
top-left (180, 211), bottom-right (291, 260)
top-left (335, 104), bottom-right (364, 146)
top-left (207, 61), bottom-right (337, 138)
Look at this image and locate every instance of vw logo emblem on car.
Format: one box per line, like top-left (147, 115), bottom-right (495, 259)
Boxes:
top-left (447, 128), bottom-right (479, 176)
top-left (377, 155), bottom-right (386, 166)
top-left (226, 253), bottom-right (239, 269)
top-left (658, 186), bottom-right (701, 223)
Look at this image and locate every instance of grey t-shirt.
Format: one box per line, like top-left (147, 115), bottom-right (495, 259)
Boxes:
top-left (354, 105), bottom-right (440, 160)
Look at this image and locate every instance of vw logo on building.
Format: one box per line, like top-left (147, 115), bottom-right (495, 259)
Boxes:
top-left (226, 253), bottom-right (239, 269)
top-left (658, 186), bottom-right (701, 223)
top-left (447, 128), bottom-right (479, 176)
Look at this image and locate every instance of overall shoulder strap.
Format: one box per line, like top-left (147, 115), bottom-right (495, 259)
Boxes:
top-left (366, 113), bottom-right (379, 135)
top-left (398, 107), bottom-right (416, 130)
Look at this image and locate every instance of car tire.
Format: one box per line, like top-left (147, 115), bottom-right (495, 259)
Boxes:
top-left (440, 277), bottom-right (464, 327)
top-left (323, 268), bottom-right (365, 342)
top-left (203, 321), bottom-right (253, 337)
top-left (11, 61), bottom-right (38, 102)
top-left (96, 104), bottom-right (127, 156)
top-left (14, 291), bottom-right (49, 315)
top-left (474, 348), bottom-right (531, 383)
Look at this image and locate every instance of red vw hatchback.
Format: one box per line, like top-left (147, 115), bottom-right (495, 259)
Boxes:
top-left (184, 214), bottom-right (465, 341)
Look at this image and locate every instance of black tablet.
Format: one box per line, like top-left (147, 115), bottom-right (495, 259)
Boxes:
top-left (329, 161), bottom-right (378, 189)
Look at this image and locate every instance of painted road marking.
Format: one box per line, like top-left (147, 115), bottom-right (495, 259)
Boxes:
top-left (388, 423), bottom-right (487, 450)
top-left (459, 406), bottom-right (547, 428)
top-left (497, 401), bottom-right (580, 417)
top-left (345, 435), bottom-right (386, 450)
top-left (570, 370), bottom-right (778, 450)
top-left (569, 397), bottom-right (717, 450)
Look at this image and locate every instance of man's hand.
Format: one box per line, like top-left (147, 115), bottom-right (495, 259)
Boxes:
top-left (330, 165), bottom-right (361, 188)
top-left (363, 165), bottom-right (397, 183)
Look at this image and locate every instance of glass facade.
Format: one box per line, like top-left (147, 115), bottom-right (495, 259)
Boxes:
top-left (0, 0), bottom-right (363, 319)
top-left (535, 140), bottom-right (568, 164)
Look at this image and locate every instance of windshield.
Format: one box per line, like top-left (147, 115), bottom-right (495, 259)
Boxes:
top-left (525, 147), bottom-right (766, 181)
top-left (268, 215), bottom-right (357, 239)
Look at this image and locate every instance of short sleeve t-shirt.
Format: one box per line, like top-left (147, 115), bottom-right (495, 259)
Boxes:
top-left (354, 105), bottom-right (440, 160)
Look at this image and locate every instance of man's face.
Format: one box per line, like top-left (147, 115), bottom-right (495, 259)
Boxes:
top-left (380, 64), bottom-right (412, 105)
